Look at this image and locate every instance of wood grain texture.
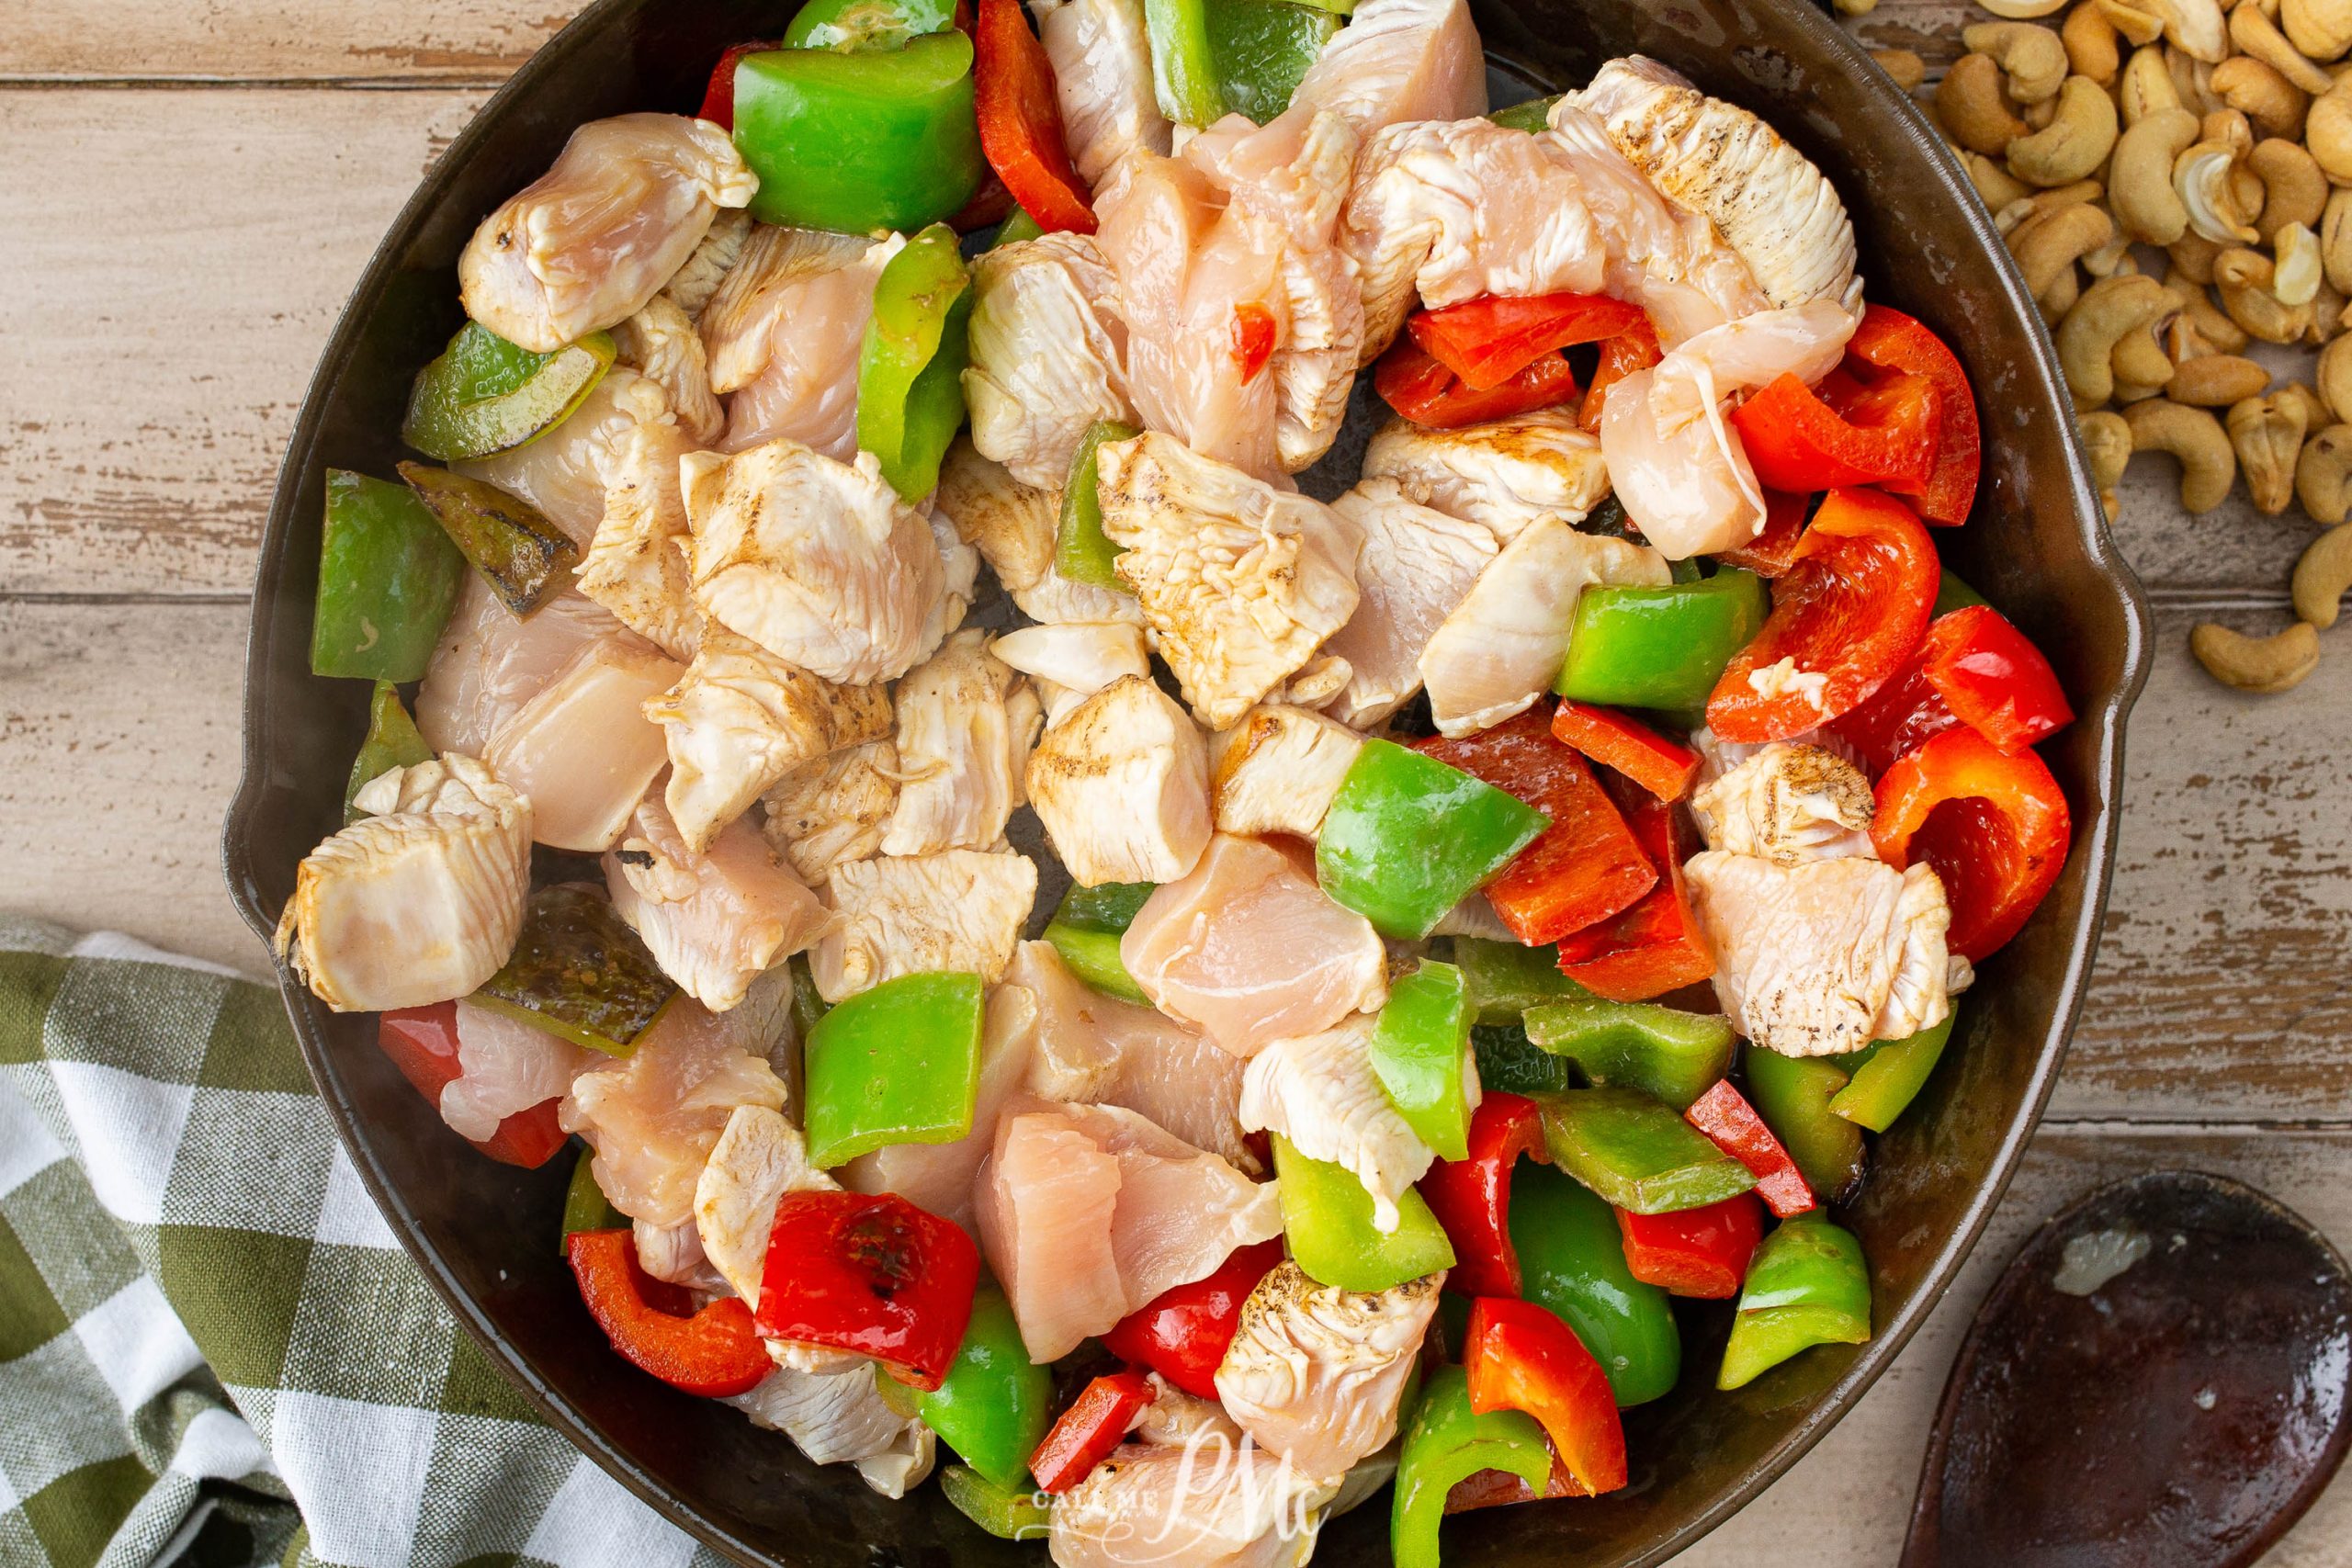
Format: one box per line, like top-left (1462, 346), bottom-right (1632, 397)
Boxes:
top-left (0, 2), bottom-right (568, 82)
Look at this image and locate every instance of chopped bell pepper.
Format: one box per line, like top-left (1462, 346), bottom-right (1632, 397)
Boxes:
top-left (345, 681), bottom-right (435, 823)
top-left (1419, 1093), bottom-right (1548, 1298)
top-left (1729, 366), bottom-right (1940, 495)
top-left (1508, 1161), bottom-right (1680, 1405)
top-left (1231, 302), bottom-right (1277, 380)
top-left (1521, 998), bottom-right (1735, 1110)
top-left (1462, 1295), bottom-right (1628, 1495)
top-left (974, 0), bottom-right (1096, 233)
top-left (1144, 0), bottom-right (1227, 125)
top-left (1101, 1237), bottom-right (1283, 1397)
top-left (1451, 937), bottom-right (1591, 1025)
top-left (1487, 92), bottom-right (1562, 131)
top-left (784, 0), bottom-right (960, 52)
top-left (1205, 0), bottom-right (1339, 123)
top-left (1717, 1214), bottom-right (1872, 1389)
top-left (311, 471), bottom-right (465, 683)
top-left (1706, 486), bottom-right (1939, 744)
top-left (1410, 293), bottom-right (1649, 394)
top-left (1555, 570), bottom-right (1769, 713)
top-left (1847, 303), bottom-right (1982, 525)
top-left (377, 1004), bottom-right (568, 1168)
top-left (803, 971), bottom-right (986, 1167)
top-left (1873, 726), bottom-right (2071, 961)
top-left (1473, 1021), bottom-right (1576, 1097)
top-left (1391, 1364), bottom-right (1555, 1568)
top-left (1615, 1191), bottom-right (1762, 1299)
top-left (1042, 880), bottom-right (1154, 1001)
top-left (567, 1228), bottom-right (774, 1397)
top-left (1272, 1134), bottom-right (1456, 1292)
top-left (699, 39), bottom-right (783, 128)
top-left (1031, 1368), bottom-right (1152, 1494)
top-left (1374, 335), bottom-right (1580, 429)
top-left (1578, 314), bottom-right (1663, 435)
top-left (991, 203), bottom-right (1046, 246)
top-left (1548, 701), bottom-right (1700, 802)
top-left (1682, 1079), bottom-right (1815, 1218)
top-left (1718, 488), bottom-right (1813, 579)
top-left (1829, 603), bottom-right (2075, 776)
top-left (1056, 420), bottom-right (1140, 588)
top-left (734, 33), bottom-right (985, 233)
top-left (1740, 1048), bottom-right (1866, 1204)
top-left (1317, 738), bottom-right (1552, 941)
top-left (1552, 792), bottom-right (1714, 1002)
top-left (1370, 961), bottom-right (1477, 1161)
top-left (858, 222), bottom-right (976, 501)
top-left (1829, 1010), bottom-right (1956, 1133)
top-left (941, 1463), bottom-right (1055, 1540)
top-left (559, 1144), bottom-right (627, 1254)
top-left (397, 462), bottom-right (579, 616)
top-left (1418, 713), bottom-right (1652, 946)
top-left (1539, 1086), bottom-right (1756, 1214)
top-left (401, 321), bottom-right (616, 464)
top-left (755, 1189), bottom-right (981, 1390)
top-left (472, 886), bottom-right (678, 1055)
top-left (920, 1281), bottom-right (1055, 1489)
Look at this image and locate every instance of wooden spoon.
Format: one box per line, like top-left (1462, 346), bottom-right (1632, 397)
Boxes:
top-left (1903, 1170), bottom-right (2351, 1567)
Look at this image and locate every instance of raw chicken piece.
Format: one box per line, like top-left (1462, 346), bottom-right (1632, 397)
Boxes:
top-left (964, 232), bottom-right (1136, 490)
top-left (456, 368), bottom-right (672, 545)
top-left (645, 625), bottom-right (892, 852)
top-left (934, 437), bottom-right (1058, 594)
top-left (579, 423), bottom-right (701, 660)
top-left (681, 439), bottom-right (944, 686)
top-left (1014, 567), bottom-right (1146, 627)
top-left (990, 622), bottom-right (1149, 701)
top-left (1121, 835), bottom-right (1387, 1057)
top-left (700, 226), bottom-right (902, 459)
top-left (810, 850), bottom-right (1038, 1002)
top-left (1207, 704), bottom-right (1363, 840)
top-left (1215, 1263), bottom-right (1442, 1484)
top-left (1279, 0), bottom-right (1484, 144)
top-left (634, 1217), bottom-right (723, 1291)
top-left (841, 978), bottom-right (1040, 1233)
top-left (1685, 852), bottom-right (1959, 1058)
top-left (1279, 655), bottom-right (1351, 709)
top-left (415, 578), bottom-right (629, 756)
top-left (484, 637), bottom-right (683, 851)
top-left (660, 205), bottom-right (752, 319)
top-left (612, 294), bottom-right (724, 445)
top-left (1030, 0), bottom-right (1170, 185)
top-left (760, 740), bottom-right (901, 886)
top-left (458, 114), bottom-right (757, 353)
top-left (1239, 1017), bottom-right (1448, 1231)
top-left (440, 998), bottom-right (601, 1143)
top-left (727, 1364), bottom-right (935, 1497)
top-left (695, 1103), bottom-right (838, 1306)
top-left (276, 756), bottom-right (531, 1012)
top-left (605, 786), bottom-right (829, 1012)
top-left (978, 1095), bottom-right (1283, 1361)
top-left (884, 629), bottom-right (1035, 858)
top-left (1051, 1433), bottom-right (1332, 1568)
top-left (1026, 675), bottom-right (1212, 886)
top-left (914, 507), bottom-right (983, 671)
top-left (1095, 432), bottom-right (1363, 729)
top-left (1690, 743), bottom-right (1875, 865)
top-left (1360, 411), bottom-right (1611, 543)
top-left (1319, 479), bottom-right (1496, 728)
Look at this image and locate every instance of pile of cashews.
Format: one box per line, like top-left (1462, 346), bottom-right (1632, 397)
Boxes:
top-left (1871, 0), bottom-right (2352, 694)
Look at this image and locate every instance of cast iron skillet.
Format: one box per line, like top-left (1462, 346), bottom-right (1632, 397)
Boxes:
top-left (224, 1), bottom-right (2154, 1562)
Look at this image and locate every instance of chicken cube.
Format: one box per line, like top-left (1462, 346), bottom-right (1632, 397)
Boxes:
top-left (1361, 410), bottom-right (1612, 542)
top-left (1318, 478), bottom-right (1497, 728)
top-left (483, 637), bottom-right (684, 852)
top-left (695, 1104), bottom-right (838, 1308)
top-left (415, 579), bottom-right (628, 758)
top-left (1207, 704), bottom-right (1363, 840)
top-left (759, 740), bottom-right (901, 886)
top-left (933, 437), bottom-right (1059, 594)
top-left (1013, 567), bottom-right (1147, 627)
top-left (1239, 1016), bottom-right (1450, 1232)
top-left (726, 1364), bottom-right (935, 1498)
top-left (989, 622), bottom-right (1150, 704)
top-left (810, 850), bottom-right (1039, 1002)
top-left (605, 785), bottom-right (829, 1012)
top-left (579, 423), bottom-right (702, 661)
top-left (1215, 1262), bottom-right (1442, 1485)
top-left (1690, 742), bottom-right (1875, 865)
top-left (611, 294), bottom-right (724, 446)
top-left (1026, 675), bottom-right (1213, 886)
top-left (883, 628), bottom-right (1037, 859)
top-left (457, 368), bottom-right (672, 545)
top-left (1031, 0), bottom-right (1170, 186)
top-left (964, 231), bottom-right (1136, 489)
top-left (700, 225), bottom-right (901, 460)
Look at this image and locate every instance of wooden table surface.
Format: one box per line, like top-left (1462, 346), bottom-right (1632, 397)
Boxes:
top-left (2, 1), bottom-right (2346, 1560)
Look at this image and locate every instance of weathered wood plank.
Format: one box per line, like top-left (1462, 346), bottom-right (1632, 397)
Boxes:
top-left (0, 2), bottom-right (568, 82)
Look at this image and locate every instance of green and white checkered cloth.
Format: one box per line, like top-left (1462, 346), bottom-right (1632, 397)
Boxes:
top-left (0, 914), bottom-right (735, 1568)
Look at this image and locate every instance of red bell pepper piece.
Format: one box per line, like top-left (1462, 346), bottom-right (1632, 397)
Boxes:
top-left (1374, 336), bottom-right (1582, 429)
top-left (377, 1004), bottom-right (568, 1169)
top-left (1463, 1297), bottom-right (1629, 1497)
top-left (1554, 792), bottom-right (1714, 1001)
top-left (754, 1190), bottom-right (980, 1391)
top-left (1548, 701), bottom-right (1702, 802)
top-left (1578, 316), bottom-right (1662, 434)
top-left (1872, 726), bottom-right (2072, 962)
top-left (696, 39), bottom-right (782, 130)
top-left (973, 0), bottom-right (1096, 234)
top-left (1847, 304), bottom-right (1982, 525)
top-left (1030, 1370), bottom-right (1153, 1494)
top-left (1419, 1093), bottom-right (1549, 1298)
top-left (1232, 303), bottom-right (1277, 381)
top-left (1684, 1080), bottom-right (1815, 1218)
top-left (1829, 604), bottom-right (2075, 776)
top-left (1614, 1192), bottom-right (1764, 1299)
top-left (566, 1228), bottom-right (774, 1398)
top-left (1729, 367), bottom-right (1940, 495)
top-left (1706, 486), bottom-right (1939, 744)
top-left (1099, 1238), bottom-right (1283, 1398)
top-left (1418, 711), bottom-right (1656, 945)
top-left (1718, 488), bottom-right (1813, 579)
top-left (1408, 292), bottom-right (1649, 392)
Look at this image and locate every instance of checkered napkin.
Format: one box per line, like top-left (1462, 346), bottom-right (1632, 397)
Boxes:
top-left (0, 915), bottom-right (734, 1568)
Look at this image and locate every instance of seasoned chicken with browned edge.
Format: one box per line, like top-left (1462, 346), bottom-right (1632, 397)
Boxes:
top-left (1216, 1263), bottom-right (1442, 1484)
top-left (579, 423), bottom-right (701, 660)
top-left (611, 294), bottom-right (724, 445)
top-left (759, 740), bottom-right (901, 886)
top-left (884, 628), bottom-right (1036, 858)
top-left (1690, 742), bottom-right (1876, 864)
top-left (1240, 1015), bottom-right (1454, 1231)
top-left (1026, 674), bottom-right (1212, 886)
top-left (1208, 704), bottom-right (1364, 840)
top-left (933, 437), bottom-right (1059, 595)
top-left (810, 849), bottom-right (1038, 1002)
top-left (1361, 410), bottom-right (1612, 542)
top-left (1319, 479), bottom-right (1497, 728)
top-left (964, 232), bottom-right (1136, 490)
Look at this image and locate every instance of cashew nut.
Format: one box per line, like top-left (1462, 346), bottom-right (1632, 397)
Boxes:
top-left (2138, 0), bottom-right (2231, 61)
top-left (2165, 267), bottom-right (2253, 346)
top-left (1977, 0), bottom-right (2068, 16)
top-left (2278, 220), bottom-right (2326, 303)
top-left (2283, 0), bottom-right (2352, 65)
top-left (1872, 50), bottom-right (1928, 93)
top-left (2008, 76), bottom-right (2121, 185)
top-left (2098, 0), bottom-right (2168, 49)
top-left (2211, 55), bottom-right (2310, 141)
top-left (2249, 138), bottom-right (2330, 241)
top-left (2298, 423), bottom-right (2352, 518)
top-left (2168, 353), bottom-right (2273, 403)
top-left (1997, 178), bottom-right (2108, 234)
top-left (2020, 94), bottom-right (2061, 133)
top-left (2121, 45), bottom-right (2186, 122)
top-left (2168, 45), bottom-right (2224, 116)
top-left (2231, 1), bottom-right (2339, 95)
top-left (2292, 522), bottom-right (2352, 626)
top-left (2304, 279), bottom-right (2349, 342)
top-left (1939, 52), bottom-right (2031, 156)
top-left (2170, 231), bottom-right (2226, 281)
top-left (2081, 409), bottom-right (2135, 517)
top-left (2126, 396), bottom-right (2239, 508)
top-left (2176, 139), bottom-right (2262, 241)
top-left (2110, 107), bottom-right (2200, 241)
top-left (2215, 244), bottom-right (2276, 288)
top-left (2228, 391), bottom-right (2311, 512)
top-left (2065, 4), bottom-right (2124, 84)
top-left (2114, 316), bottom-right (2180, 388)
top-left (2305, 79), bottom-right (2352, 180)
top-left (2221, 277), bottom-right (2317, 339)
top-left (1964, 21), bottom-right (2072, 102)
top-left (2277, 381), bottom-right (2336, 433)
top-left (2190, 620), bottom-right (2322, 692)
top-left (2063, 275), bottom-right (2178, 404)
top-left (2324, 188), bottom-right (2352, 290)
top-left (2045, 267), bottom-right (2085, 322)
top-left (2013, 200), bottom-right (2120, 309)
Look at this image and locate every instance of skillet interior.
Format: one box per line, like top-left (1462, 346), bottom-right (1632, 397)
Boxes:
top-left (224, 0), bottom-right (2154, 1561)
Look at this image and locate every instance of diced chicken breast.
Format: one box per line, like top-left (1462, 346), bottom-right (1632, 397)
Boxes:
top-left (1281, 0), bottom-right (1484, 143)
top-left (1031, 0), bottom-right (1170, 185)
top-left (760, 740), bottom-right (901, 886)
top-left (934, 437), bottom-right (1059, 593)
top-left (1690, 743), bottom-right (1875, 865)
top-left (660, 205), bottom-right (751, 319)
top-left (965, 232), bottom-right (1136, 490)
top-left (1319, 479), bottom-right (1496, 727)
top-left (646, 625), bottom-right (893, 852)
top-left (884, 628), bottom-right (1035, 859)
top-left (1360, 411), bottom-right (1611, 543)
top-left (1419, 518), bottom-right (1668, 738)
top-left (810, 850), bottom-right (1038, 1002)
top-left (1015, 567), bottom-right (1147, 627)
top-left (1239, 1017), bottom-right (1448, 1231)
top-left (1026, 675), bottom-right (1212, 886)
top-left (1052, 1438), bottom-right (1331, 1568)
top-left (695, 1103), bottom-right (838, 1306)
top-left (1215, 1263), bottom-right (1442, 1484)
top-left (1122, 835), bottom-right (1387, 1056)
top-left (1096, 433), bottom-right (1363, 729)
top-left (416, 578), bottom-right (630, 756)
top-left (612, 294), bottom-right (724, 445)
top-left (440, 998), bottom-right (601, 1143)
top-left (579, 423), bottom-right (701, 661)
top-left (842, 978), bottom-right (1039, 1234)
top-left (634, 1217), bottom-right (723, 1291)
top-left (992, 622), bottom-right (1151, 718)
top-left (458, 113), bottom-right (757, 353)
top-left (484, 637), bottom-right (683, 852)
top-left (700, 225), bottom-right (901, 460)
top-left (1207, 705), bottom-right (1363, 840)
top-left (605, 786), bottom-right (828, 1012)
top-left (276, 756), bottom-right (531, 1012)
top-left (682, 439), bottom-right (944, 686)
top-left (978, 1095), bottom-right (1283, 1361)
top-left (456, 368), bottom-right (673, 545)
top-left (727, 1364), bottom-right (935, 1497)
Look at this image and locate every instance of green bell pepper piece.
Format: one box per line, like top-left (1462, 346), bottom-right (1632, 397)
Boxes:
top-left (401, 321), bottom-right (616, 463)
top-left (1057, 420), bottom-right (1140, 589)
top-left (1145, 0), bottom-right (1227, 126)
top-left (344, 681), bottom-right (435, 823)
top-left (1521, 999), bottom-right (1736, 1111)
top-left (1204, 0), bottom-right (1340, 123)
top-left (992, 205), bottom-right (1046, 247)
top-left (788, 953), bottom-right (830, 1042)
top-left (1471, 1021), bottom-right (1575, 1096)
top-left (1555, 569), bottom-right (1770, 711)
top-left (1449, 937), bottom-right (1591, 1025)
top-left (784, 0), bottom-right (959, 51)
top-left (1539, 1086), bottom-right (1756, 1214)
top-left (1369, 961), bottom-right (1476, 1162)
top-left (558, 1145), bottom-right (626, 1254)
top-left (1272, 1134), bottom-right (1455, 1293)
top-left (1829, 1012), bottom-right (1957, 1133)
top-left (398, 462), bottom-right (579, 616)
top-left (858, 222), bottom-right (975, 502)
top-left (1933, 568), bottom-right (1990, 617)
top-left (1509, 1161), bottom-right (1680, 1406)
top-left (1743, 1046), bottom-right (1868, 1201)
top-left (803, 972), bottom-right (986, 1168)
top-left (473, 886), bottom-right (679, 1056)
top-left (1043, 878), bottom-right (1155, 1001)
top-left (940, 1463), bottom-right (1055, 1540)
top-left (311, 470), bottom-right (465, 682)
top-left (1487, 92), bottom-right (1562, 132)
top-left (1053, 881), bottom-right (1158, 931)
top-left (1317, 739), bottom-right (1552, 941)
top-left (1390, 1365), bottom-right (1553, 1568)
top-left (735, 32), bottom-right (985, 234)
top-left (1717, 1214), bottom-right (1872, 1389)
top-left (919, 1282), bottom-right (1054, 1490)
